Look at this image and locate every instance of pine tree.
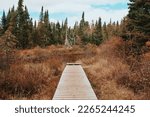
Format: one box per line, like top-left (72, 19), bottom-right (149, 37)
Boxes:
top-left (64, 18), bottom-right (68, 30)
top-left (8, 6), bottom-right (18, 36)
top-left (16, 0), bottom-right (27, 48)
top-left (106, 19), bottom-right (113, 39)
top-left (73, 21), bottom-right (79, 44)
top-left (55, 22), bottom-right (62, 44)
top-left (120, 17), bottom-right (129, 40)
top-left (37, 7), bottom-right (51, 46)
top-left (0, 25), bottom-right (2, 36)
top-left (127, 0), bottom-right (150, 46)
top-left (40, 6), bottom-right (44, 22)
top-left (79, 12), bottom-right (90, 44)
top-left (6, 9), bottom-right (11, 30)
top-left (80, 12), bottom-right (85, 29)
top-left (44, 10), bottom-right (49, 28)
top-left (102, 22), bottom-right (108, 40)
top-left (1, 11), bottom-right (7, 33)
top-left (79, 12), bottom-right (85, 37)
top-left (22, 6), bottom-right (32, 48)
top-left (115, 21), bottom-right (120, 36)
top-left (92, 17), bottom-right (103, 45)
top-left (31, 21), bottom-right (38, 46)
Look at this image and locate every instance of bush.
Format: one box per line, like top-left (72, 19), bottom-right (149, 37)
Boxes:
top-left (0, 63), bottom-right (50, 98)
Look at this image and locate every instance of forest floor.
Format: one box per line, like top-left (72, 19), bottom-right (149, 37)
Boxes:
top-left (0, 37), bottom-right (150, 99)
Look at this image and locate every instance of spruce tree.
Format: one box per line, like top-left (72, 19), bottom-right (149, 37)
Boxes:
top-left (102, 22), bottom-right (108, 40)
top-left (120, 17), bottom-right (129, 40)
top-left (44, 10), bottom-right (49, 29)
top-left (106, 19), bottom-right (113, 39)
top-left (16, 0), bottom-right (26, 48)
top-left (79, 12), bottom-right (89, 44)
top-left (115, 21), bottom-right (120, 36)
top-left (55, 22), bottom-right (62, 44)
top-left (40, 6), bottom-right (44, 22)
top-left (128, 0), bottom-right (150, 45)
top-left (1, 11), bottom-right (7, 33)
top-left (0, 25), bottom-right (2, 36)
top-left (37, 7), bottom-right (51, 46)
top-left (92, 17), bottom-right (103, 45)
top-left (8, 7), bottom-right (18, 37)
top-left (80, 12), bottom-right (85, 29)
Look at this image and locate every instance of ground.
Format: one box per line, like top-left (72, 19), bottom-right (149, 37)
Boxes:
top-left (0, 37), bottom-right (150, 99)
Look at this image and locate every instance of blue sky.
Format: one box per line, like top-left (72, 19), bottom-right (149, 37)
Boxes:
top-left (91, 3), bottom-right (128, 10)
top-left (0, 0), bottom-right (129, 26)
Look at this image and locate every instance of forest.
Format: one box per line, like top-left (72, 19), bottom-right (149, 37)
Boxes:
top-left (0, 0), bottom-right (149, 99)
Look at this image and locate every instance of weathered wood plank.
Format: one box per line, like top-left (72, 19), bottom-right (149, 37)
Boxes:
top-left (53, 64), bottom-right (97, 100)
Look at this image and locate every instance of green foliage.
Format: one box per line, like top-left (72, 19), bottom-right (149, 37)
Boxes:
top-left (0, 0), bottom-right (126, 49)
top-left (16, 0), bottom-right (29, 48)
top-left (127, 0), bottom-right (150, 45)
top-left (37, 8), bottom-right (54, 46)
top-left (92, 18), bottom-right (103, 45)
top-left (1, 11), bottom-right (7, 33)
top-left (40, 6), bottom-right (44, 22)
top-left (120, 17), bottom-right (129, 40)
top-left (102, 22), bottom-right (108, 40)
top-left (78, 12), bottom-right (92, 44)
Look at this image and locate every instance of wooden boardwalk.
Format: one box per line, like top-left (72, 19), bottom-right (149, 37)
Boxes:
top-left (53, 64), bottom-right (97, 100)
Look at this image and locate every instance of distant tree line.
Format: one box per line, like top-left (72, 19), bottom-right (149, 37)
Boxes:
top-left (0, 0), bottom-right (149, 51)
top-left (0, 0), bottom-right (122, 49)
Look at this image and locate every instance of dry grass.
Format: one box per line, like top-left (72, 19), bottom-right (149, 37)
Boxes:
top-left (84, 37), bottom-right (150, 100)
top-left (0, 45), bottom-right (87, 99)
top-left (0, 39), bottom-right (149, 100)
top-left (0, 46), bottom-right (58, 99)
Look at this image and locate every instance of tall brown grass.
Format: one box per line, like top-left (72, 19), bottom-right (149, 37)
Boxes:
top-left (84, 37), bottom-right (150, 99)
top-left (0, 45), bottom-right (62, 99)
top-left (0, 45), bottom-right (87, 99)
top-left (0, 39), bottom-right (149, 100)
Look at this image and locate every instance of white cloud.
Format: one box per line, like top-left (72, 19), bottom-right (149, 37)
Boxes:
top-left (0, 0), bottom-right (128, 26)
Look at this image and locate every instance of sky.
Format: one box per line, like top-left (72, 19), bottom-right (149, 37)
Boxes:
top-left (0, 0), bottom-right (129, 26)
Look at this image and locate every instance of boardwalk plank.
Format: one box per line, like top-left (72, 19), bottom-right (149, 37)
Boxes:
top-left (53, 64), bottom-right (97, 100)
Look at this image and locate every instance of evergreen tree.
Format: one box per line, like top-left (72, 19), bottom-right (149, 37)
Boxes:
top-left (115, 21), bottom-right (120, 36)
top-left (102, 22), bottom-right (108, 40)
top-left (106, 19), bottom-right (113, 39)
top-left (64, 18), bottom-right (68, 30)
top-left (40, 6), bottom-right (44, 22)
top-left (79, 12), bottom-right (90, 44)
top-left (120, 17), bottom-right (129, 40)
top-left (8, 7), bottom-right (18, 36)
top-left (73, 21), bottom-right (79, 44)
top-left (1, 11), bottom-right (7, 33)
top-left (55, 22), bottom-right (62, 44)
top-left (92, 17), bottom-right (103, 45)
top-left (6, 9), bottom-right (11, 30)
top-left (127, 0), bottom-right (150, 45)
top-left (37, 7), bottom-right (51, 46)
top-left (0, 25), bottom-right (2, 36)
top-left (30, 21), bottom-right (39, 46)
top-left (80, 12), bottom-right (85, 29)
top-left (44, 10), bottom-right (49, 28)
top-left (16, 0), bottom-right (27, 48)
top-left (23, 6), bottom-right (32, 48)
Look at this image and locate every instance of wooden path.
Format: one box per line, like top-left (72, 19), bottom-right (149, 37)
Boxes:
top-left (53, 63), bottom-right (97, 100)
